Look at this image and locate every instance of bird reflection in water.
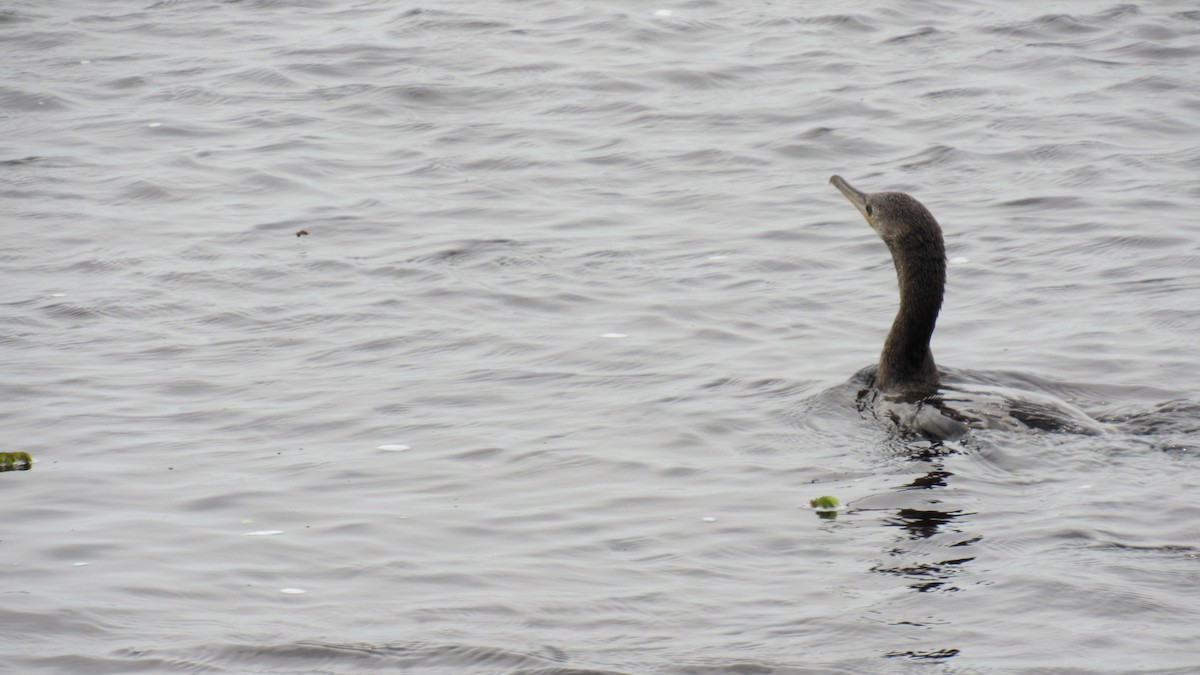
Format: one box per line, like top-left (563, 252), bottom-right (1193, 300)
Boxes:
top-left (871, 458), bottom-right (976, 663)
top-left (872, 464), bottom-right (978, 593)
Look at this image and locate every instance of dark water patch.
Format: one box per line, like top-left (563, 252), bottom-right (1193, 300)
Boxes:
top-left (1088, 541), bottom-right (1198, 557)
top-left (881, 508), bottom-right (971, 543)
top-left (883, 26), bottom-right (940, 44)
top-left (984, 8), bottom-right (1131, 39)
top-left (883, 648), bottom-right (960, 661)
top-left (773, 126), bottom-right (896, 162)
top-left (404, 238), bottom-right (531, 267)
top-left (996, 194), bottom-right (1085, 210)
top-left (0, 7), bottom-right (32, 23)
top-left (0, 155), bottom-right (41, 167)
top-left (102, 75), bottom-right (152, 90)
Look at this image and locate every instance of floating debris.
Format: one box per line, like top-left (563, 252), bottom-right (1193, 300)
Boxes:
top-left (809, 495), bottom-right (840, 519)
top-left (809, 496), bottom-right (840, 510)
top-left (296, 229), bottom-right (309, 237)
top-left (0, 452), bottom-right (32, 472)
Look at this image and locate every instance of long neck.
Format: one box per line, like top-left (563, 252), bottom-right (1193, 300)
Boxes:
top-left (876, 233), bottom-right (945, 395)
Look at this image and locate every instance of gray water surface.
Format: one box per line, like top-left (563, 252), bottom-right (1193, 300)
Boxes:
top-left (3, 1), bottom-right (1200, 673)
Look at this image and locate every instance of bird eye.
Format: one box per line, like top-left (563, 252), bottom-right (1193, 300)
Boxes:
top-left (865, 205), bottom-right (873, 216)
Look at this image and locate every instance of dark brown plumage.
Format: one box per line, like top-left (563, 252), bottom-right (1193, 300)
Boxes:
top-left (829, 175), bottom-right (945, 397)
top-left (828, 175), bottom-right (1112, 440)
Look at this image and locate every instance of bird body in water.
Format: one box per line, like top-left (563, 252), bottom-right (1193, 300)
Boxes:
top-left (829, 175), bottom-right (1109, 441)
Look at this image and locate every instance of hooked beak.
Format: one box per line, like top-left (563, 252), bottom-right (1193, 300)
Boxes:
top-left (829, 175), bottom-right (871, 224)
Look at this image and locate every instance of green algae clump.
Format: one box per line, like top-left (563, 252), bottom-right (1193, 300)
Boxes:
top-left (0, 452), bottom-right (33, 472)
top-left (809, 495), bottom-right (839, 510)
